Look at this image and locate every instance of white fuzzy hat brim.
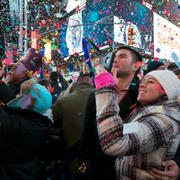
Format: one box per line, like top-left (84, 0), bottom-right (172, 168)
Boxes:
top-left (147, 70), bottom-right (180, 100)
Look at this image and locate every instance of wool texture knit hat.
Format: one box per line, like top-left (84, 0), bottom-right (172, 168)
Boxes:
top-left (29, 83), bottom-right (52, 114)
top-left (147, 70), bottom-right (180, 100)
top-left (8, 83), bottom-right (52, 114)
top-left (144, 61), bottom-right (164, 75)
top-left (19, 48), bottom-right (43, 74)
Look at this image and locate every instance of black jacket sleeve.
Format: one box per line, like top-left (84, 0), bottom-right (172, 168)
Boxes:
top-left (80, 91), bottom-right (97, 159)
top-left (80, 92), bottom-right (116, 180)
top-left (174, 144), bottom-right (180, 168)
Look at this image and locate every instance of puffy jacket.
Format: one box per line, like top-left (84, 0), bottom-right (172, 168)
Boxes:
top-left (0, 106), bottom-right (52, 180)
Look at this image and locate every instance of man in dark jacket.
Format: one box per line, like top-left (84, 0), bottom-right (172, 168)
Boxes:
top-left (80, 46), bottom-right (142, 180)
top-left (52, 74), bottom-right (94, 179)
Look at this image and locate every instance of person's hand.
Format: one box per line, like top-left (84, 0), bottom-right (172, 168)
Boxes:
top-left (94, 64), bottom-right (115, 90)
top-left (24, 70), bottom-right (33, 78)
top-left (149, 160), bottom-right (180, 180)
top-left (95, 64), bottom-right (107, 77)
top-left (111, 66), bottom-right (118, 79)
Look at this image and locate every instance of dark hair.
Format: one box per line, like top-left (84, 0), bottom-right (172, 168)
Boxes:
top-left (173, 68), bottom-right (180, 76)
top-left (50, 71), bottom-right (58, 82)
top-left (38, 79), bottom-right (50, 89)
top-left (143, 61), bottom-right (164, 75)
top-left (116, 46), bottom-right (142, 63)
top-left (167, 62), bottom-right (178, 71)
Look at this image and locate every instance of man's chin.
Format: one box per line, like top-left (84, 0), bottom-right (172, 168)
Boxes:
top-left (116, 71), bottom-right (130, 78)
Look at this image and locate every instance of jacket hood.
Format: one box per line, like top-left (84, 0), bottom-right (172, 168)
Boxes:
top-left (4, 106), bottom-right (52, 124)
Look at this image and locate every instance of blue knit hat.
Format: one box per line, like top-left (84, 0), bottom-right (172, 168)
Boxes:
top-left (8, 83), bottom-right (52, 114)
top-left (28, 83), bottom-right (52, 114)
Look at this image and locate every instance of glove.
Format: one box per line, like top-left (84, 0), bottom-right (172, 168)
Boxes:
top-left (94, 72), bottom-right (115, 90)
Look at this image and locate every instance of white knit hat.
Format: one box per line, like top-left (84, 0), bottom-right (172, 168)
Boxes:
top-left (147, 70), bottom-right (180, 100)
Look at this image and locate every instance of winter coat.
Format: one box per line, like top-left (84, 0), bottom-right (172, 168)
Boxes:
top-left (95, 87), bottom-right (180, 180)
top-left (80, 92), bottom-right (116, 180)
top-left (175, 144), bottom-right (180, 168)
top-left (118, 79), bottom-right (139, 120)
top-left (53, 83), bottom-right (94, 148)
top-left (0, 106), bottom-right (52, 180)
top-left (80, 78), bottom-right (139, 180)
top-left (8, 79), bottom-right (28, 96)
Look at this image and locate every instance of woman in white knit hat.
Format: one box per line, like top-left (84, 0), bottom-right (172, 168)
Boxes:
top-left (94, 67), bottom-right (180, 179)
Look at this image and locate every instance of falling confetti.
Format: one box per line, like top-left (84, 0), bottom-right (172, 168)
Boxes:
top-left (0, 0), bottom-right (179, 61)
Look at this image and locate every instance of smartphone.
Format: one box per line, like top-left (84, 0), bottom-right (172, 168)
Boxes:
top-left (99, 52), bottom-right (115, 72)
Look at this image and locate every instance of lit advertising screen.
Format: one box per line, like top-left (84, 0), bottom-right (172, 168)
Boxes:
top-left (82, 0), bottom-right (113, 49)
top-left (66, 0), bottom-right (87, 13)
top-left (59, 0), bottom-right (154, 57)
top-left (154, 13), bottom-right (180, 65)
top-left (142, 0), bottom-right (180, 28)
top-left (60, 0), bottom-right (114, 57)
top-left (66, 12), bottom-right (83, 55)
top-left (114, 1), bottom-right (153, 51)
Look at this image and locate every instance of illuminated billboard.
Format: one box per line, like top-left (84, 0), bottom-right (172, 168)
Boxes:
top-left (59, 0), bottom-right (153, 57)
top-left (142, 0), bottom-right (180, 28)
top-left (154, 13), bottom-right (180, 64)
top-left (66, 12), bottom-right (83, 55)
top-left (114, 16), bottom-right (142, 48)
top-left (66, 0), bottom-right (87, 13)
top-left (114, 1), bottom-right (153, 51)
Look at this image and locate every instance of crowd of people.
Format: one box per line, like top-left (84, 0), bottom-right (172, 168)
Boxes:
top-left (0, 46), bottom-right (179, 180)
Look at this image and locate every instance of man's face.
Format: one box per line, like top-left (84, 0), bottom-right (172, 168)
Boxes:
top-left (111, 49), bottom-right (136, 78)
top-left (6, 63), bottom-right (26, 85)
